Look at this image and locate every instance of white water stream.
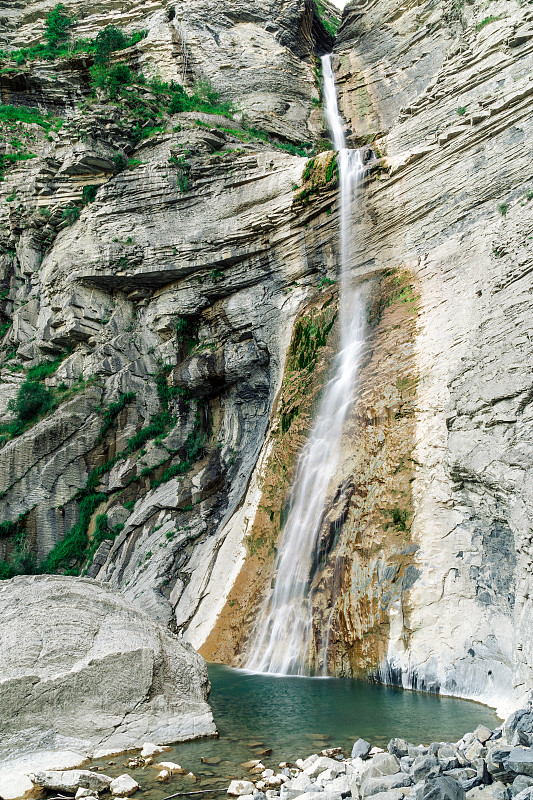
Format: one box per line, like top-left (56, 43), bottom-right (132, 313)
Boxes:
top-left (245, 55), bottom-right (367, 675)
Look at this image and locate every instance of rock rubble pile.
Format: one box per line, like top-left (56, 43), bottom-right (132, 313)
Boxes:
top-left (229, 706), bottom-right (533, 800)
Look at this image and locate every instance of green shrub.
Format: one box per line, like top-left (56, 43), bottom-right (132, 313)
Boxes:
top-left (41, 491), bottom-right (106, 573)
top-left (45, 4), bottom-right (75, 51)
top-left (168, 155), bottom-right (190, 192)
top-left (112, 153), bottom-right (128, 171)
top-left (389, 505), bottom-right (408, 531)
top-left (27, 356), bottom-right (63, 381)
top-left (82, 184), bottom-right (98, 204)
top-left (155, 365), bottom-right (190, 411)
top-left (475, 15), bottom-right (499, 30)
top-left (8, 380), bottom-right (53, 424)
top-left (318, 276), bottom-right (336, 288)
top-left (62, 205), bottom-right (81, 225)
top-left (288, 311), bottom-right (336, 372)
top-left (98, 391), bottom-right (135, 439)
top-left (93, 25), bottom-right (127, 66)
top-left (0, 520), bottom-right (16, 538)
top-left (456, 106), bottom-right (467, 116)
top-left (90, 63), bottom-right (133, 98)
top-left (175, 316), bottom-right (199, 352)
top-left (126, 412), bottom-right (169, 452)
top-left (498, 203), bottom-right (508, 216)
top-left (314, 0), bottom-right (341, 36)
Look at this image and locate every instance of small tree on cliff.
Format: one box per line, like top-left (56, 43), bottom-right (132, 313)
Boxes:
top-left (93, 25), bottom-right (128, 66)
top-left (44, 4), bottom-right (75, 51)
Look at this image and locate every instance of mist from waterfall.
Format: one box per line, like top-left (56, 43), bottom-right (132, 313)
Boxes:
top-left (244, 54), bottom-right (367, 675)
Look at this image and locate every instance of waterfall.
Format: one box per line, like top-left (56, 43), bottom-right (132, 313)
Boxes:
top-left (244, 54), bottom-right (367, 676)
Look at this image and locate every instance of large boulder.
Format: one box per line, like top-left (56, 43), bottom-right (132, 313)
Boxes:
top-left (0, 576), bottom-right (216, 772)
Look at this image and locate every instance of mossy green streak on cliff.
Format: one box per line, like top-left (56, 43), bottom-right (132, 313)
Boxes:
top-left (0, 354), bottom-right (89, 444)
top-left (314, 0), bottom-right (342, 37)
top-left (294, 152), bottom-right (339, 206)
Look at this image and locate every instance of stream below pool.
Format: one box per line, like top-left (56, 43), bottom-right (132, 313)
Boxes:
top-left (89, 665), bottom-right (500, 798)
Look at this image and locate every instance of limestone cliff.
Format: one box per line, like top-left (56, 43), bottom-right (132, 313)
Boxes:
top-left (0, 0), bottom-right (531, 718)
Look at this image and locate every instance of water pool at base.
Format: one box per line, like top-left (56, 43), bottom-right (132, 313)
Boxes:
top-left (90, 664), bottom-right (500, 798)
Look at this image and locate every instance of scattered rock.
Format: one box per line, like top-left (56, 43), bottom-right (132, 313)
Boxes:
top-left (228, 781), bottom-right (256, 796)
top-left (505, 714), bottom-right (533, 748)
top-left (30, 770), bottom-right (112, 793)
top-left (362, 773), bottom-right (412, 797)
top-left (305, 759), bottom-right (344, 780)
top-left (389, 742), bottom-right (410, 760)
top-left (474, 729), bottom-right (493, 746)
top-left (421, 777), bottom-right (465, 800)
top-left (511, 777), bottom-right (533, 796)
top-left (109, 775), bottom-right (140, 797)
top-left (504, 751), bottom-right (533, 779)
top-left (353, 743), bottom-right (373, 760)
top-left (155, 762), bottom-right (186, 775)
top-left (412, 756), bottom-right (440, 783)
top-left (487, 748), bottom-right (515, 783)
top-left (156, 770), bottom-right (170, 783)
top-left (141, 744), bottom-right (171, 758)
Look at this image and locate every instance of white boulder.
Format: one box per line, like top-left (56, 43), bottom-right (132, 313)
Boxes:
top-left (228, 781), bottom-right (256, 796)
top-left (110, 775), bottom-right (140, 797)
top-left (0, 576), bottom-right (216, 766)
top-left (29, 771), bottom-right (112, 793)
top-left (141, 744), bottom-right (171, 758)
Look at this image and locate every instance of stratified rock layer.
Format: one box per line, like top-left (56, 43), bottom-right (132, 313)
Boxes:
top-left (330, 0), bottom-right (533, 712)
top-left (0, 0), bottom-right (531, 719)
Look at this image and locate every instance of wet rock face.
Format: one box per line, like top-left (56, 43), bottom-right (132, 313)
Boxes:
top-left (325, 0), bottom-right (533, 711)
top-left (0, 575), bottom-right (216, 765)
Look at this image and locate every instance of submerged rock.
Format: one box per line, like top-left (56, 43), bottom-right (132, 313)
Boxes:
top-left (228, 780), bottom-right (256, 796)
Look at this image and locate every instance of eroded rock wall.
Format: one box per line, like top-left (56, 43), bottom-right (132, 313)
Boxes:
top-left (330, 0), bottom-right (533, 713)
top-left (0, 0), bottom-right (342, 636)
top-left (0, 0), bottom-right (531, 719)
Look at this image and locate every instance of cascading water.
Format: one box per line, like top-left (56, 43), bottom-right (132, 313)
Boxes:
top-left (244, 54), bottom-right (367, 675)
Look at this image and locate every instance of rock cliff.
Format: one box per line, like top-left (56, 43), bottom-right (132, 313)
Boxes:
top-left (0, 0), bottom-right (531, 718)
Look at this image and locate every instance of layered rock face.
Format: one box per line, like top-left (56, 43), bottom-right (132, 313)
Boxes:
top-left (0, 2), bottom-right (340, 641)
top-left (0, 0), bottom-right (531, 719)
top-left (201, 0), bottom-right (533, 713)
top-left (0, 575), bottom-right (215, 769)
top-left (328, 0), bottom-right (533, 711)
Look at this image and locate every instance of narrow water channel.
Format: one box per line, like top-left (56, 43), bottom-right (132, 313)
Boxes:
top-left (89, 665), bottom-right (500, 798)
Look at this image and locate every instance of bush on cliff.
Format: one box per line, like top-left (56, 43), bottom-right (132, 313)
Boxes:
top-left (45, 4), bottom-right (75, 51)
top-left (7, 380), bottom-right (53, 429)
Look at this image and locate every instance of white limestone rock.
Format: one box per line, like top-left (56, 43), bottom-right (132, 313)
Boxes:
top-left (0, 576), bottom-right (216, 768)
top-left (29, 771), bottom-right (112, 793)
top-left (110, 775), bottom-right (139, 797)
top-left (228, 781), bottom-right (256, 796)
